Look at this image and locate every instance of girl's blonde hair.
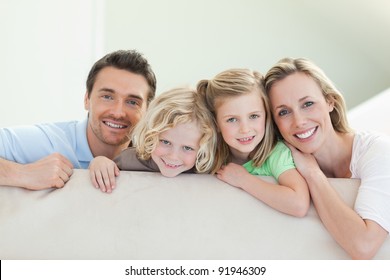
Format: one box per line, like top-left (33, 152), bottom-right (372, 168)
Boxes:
top-left (264, 57), bottom-right (351, 133)
top-left (132, 87), bottom-right (217, 173)
top-left (197, 68), bottom-right (276, 173)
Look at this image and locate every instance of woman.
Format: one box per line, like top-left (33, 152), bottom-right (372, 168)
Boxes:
top-left (264, 57), bottom-right (390, 259)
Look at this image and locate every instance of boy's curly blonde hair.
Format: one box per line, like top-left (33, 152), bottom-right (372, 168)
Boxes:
top-left (132, 87), bottom-right (217, 173)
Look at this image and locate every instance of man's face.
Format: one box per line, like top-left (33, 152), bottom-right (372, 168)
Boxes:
top-left (84, 66), bottom-right (149, 151)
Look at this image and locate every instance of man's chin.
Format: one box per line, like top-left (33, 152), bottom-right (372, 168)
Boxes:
top-left (103, 136), bottom-right (130, 147)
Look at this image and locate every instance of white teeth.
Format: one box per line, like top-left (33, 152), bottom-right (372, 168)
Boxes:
top-left (239, 136), bottom-right (254, 142)
top-left (296, 128), bottom-right (316, 139)
top-left (165, 162), bottom-right (181, 168)
top-left (166, 163), bottom-right (180, 167)
top-left (105, 121), bottom-right (125, 129)
top-left (162, 158), bottom-right (181, 168)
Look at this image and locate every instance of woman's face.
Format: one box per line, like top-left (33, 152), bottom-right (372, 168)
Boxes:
top-left (268, 72), bottom-right (334, 154)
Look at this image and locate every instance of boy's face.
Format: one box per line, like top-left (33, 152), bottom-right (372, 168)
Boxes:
top-left (152, 121), bottom-right (201, 177)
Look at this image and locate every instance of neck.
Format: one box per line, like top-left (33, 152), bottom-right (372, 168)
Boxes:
top-left (313, 131), bottom-right (354, 178)
top-left (229, 149), bottom-right (250, 165)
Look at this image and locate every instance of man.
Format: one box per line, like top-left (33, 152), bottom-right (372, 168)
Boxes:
top-left (0, 50), bottom-right (156, 190)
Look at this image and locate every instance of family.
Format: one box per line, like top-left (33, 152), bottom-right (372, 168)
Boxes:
top-left (1, 50), bottom-right (389, 260)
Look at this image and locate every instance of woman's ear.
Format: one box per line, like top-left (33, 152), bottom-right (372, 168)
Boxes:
top-left (327, 96), bottom-right (335, 112)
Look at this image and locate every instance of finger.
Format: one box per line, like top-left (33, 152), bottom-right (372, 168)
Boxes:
top-left (103, 169), bottom-right (114, 193)
top-left (53, 153), bottom-right (74, 169)
top-left (89, 170), bottom-right (100, 189)
top-left (95, 171), bottom-right (107, 193)
top-left (58, 169), bottom-right (71, 183)
top-left (115, 165), bottom-right (120, 177)
top-left (108, 167), bottom-right (117, 190)
top-left (101, 169), bottom-right (114, 193)
top-left (62, 157), bottom-right (74, 169)
top-left (62, 163), bottom-right (73, 177)
top-left (53, 177), bottom-right (66, 189)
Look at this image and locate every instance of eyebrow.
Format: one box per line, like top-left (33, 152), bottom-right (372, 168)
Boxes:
top-left (222, 110), bottom-right (264, 116)
top-left (274, 96), bottom-right (310, 110)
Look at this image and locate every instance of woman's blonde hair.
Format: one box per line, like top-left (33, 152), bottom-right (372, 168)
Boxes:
top-left (197, 68), bottom-right (276, 173)
top-left (132, 87), bottom-right (217, 173)
top-left (264, 57), bottom-right (351, 133)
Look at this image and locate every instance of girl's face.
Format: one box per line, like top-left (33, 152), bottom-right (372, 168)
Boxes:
top-left (216, 89), bottom-right (266, 163)
top-left (268, 72), bottom-right (334, 154)
top-left (152, 121), bottom-right (201, 177)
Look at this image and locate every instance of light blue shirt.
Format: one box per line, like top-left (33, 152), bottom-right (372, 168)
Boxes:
top-left (0, 119), bottom-right (93, 169)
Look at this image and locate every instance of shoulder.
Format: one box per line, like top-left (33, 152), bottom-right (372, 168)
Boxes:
top-left (268, 141), bottom-right (292, 159)
top-left (0, 122), bottom-right (69, 141)
top-left (351, 131), bottom-right (390, 177)
top-left (114, 147), bottom-right (138, 165)
top-left (353, 131), bottom-right (390, 158)
top-left (114, 147), bottom-right (159, 171)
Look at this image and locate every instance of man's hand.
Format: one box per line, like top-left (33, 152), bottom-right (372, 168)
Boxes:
top-left (16, 153), bottom-right (74, 190)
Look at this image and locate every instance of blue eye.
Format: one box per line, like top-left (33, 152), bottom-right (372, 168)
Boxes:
top-left (102, 95), bottom-right (113, 100)
top-left (160, 139), bottom-right (170, 145)
top-left (127, 99), bottom-right (141, 107)
top-left (227, 117), bottom-right (237, 123)
top-left (303, 101), bottom-right (314, 108)
top-left (249, 114), bottom-right (259, 119)
top-left (278, 109), bottom-right (289, 116)
top-left (183, 146), bottom-right (194, 151)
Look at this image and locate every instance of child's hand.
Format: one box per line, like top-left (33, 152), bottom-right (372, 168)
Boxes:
top-left (89, 156), bottom-right (120, 193)
top-left (216, 162), bottom-right (248, 188)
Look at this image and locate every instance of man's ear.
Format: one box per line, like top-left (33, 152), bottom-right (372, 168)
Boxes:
top-left (84, 92), bottom-right (90, 111)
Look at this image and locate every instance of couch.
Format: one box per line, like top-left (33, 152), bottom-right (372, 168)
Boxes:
top-left (1, 169), bottom-right (389, 260)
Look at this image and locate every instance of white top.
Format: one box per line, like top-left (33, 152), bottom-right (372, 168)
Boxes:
top-left (351, 131), bottom-right (390, 232)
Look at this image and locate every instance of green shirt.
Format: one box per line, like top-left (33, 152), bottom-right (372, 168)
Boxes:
top-left (243, 141), bottom-right (295, 180)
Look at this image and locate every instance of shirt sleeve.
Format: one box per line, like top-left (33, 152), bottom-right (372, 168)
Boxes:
top-left (0, 124), bottom-right (81, 168)
top-left (267, 141), bottom-right (297, 180)
top-left (243, 141), bottom-right (296, 180)
top-left (353, 134), bottom-right (390, 232)
top-left (114, 147), bottom-right (159, 172)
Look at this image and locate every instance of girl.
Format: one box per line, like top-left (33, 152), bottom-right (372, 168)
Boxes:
top-left (197, 69), bottom-right (309, 217)
top-left (264, 57), bottom-right (390, 259)
top-left (89, 87), bottom-right (217, 193)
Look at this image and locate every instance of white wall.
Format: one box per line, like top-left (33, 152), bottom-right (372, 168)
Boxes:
top-left (2, 0), bottom-right (390, 127)
top-left (0, 0), bottom-right (104, 126)
top-left (104, 0), bottom-right (390, 108)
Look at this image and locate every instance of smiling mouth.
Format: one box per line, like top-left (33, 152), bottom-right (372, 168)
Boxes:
top-left (162, 158), bottom-right (182, 168)
top-left (295, 127), bottom-right (317, 139)
top-left (238, 136), bottom-right (255, 143)
top-left (103, 121), bottom-right (128, 129)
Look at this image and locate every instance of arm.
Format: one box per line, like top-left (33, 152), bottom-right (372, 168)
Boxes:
top-left (287, 143), bottom-right (388, 259)
top-left (216, 163), bottom-right (310, 217)
top-left (0, 153), bottom-right (73, 190)
top-left (89, 156), bottom-right (120, 193)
